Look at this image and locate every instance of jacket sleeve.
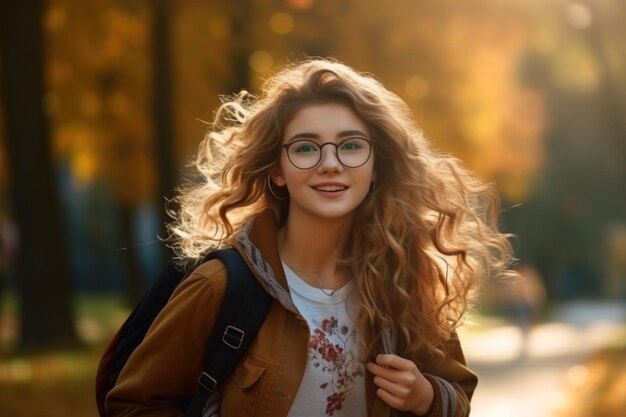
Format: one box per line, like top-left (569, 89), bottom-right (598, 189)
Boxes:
top-left (105, 261), bottom-right (228, 417)
top-left (402, 332), bottom-right (478, 417)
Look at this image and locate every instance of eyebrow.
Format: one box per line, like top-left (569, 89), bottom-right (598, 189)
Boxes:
top-left (286, 130), bottom-right (369, 143)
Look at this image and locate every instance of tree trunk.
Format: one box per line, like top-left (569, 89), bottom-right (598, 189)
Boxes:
top-left (0, 0), bottom-right (79, 352)
top-left (119, 204), bottom-right (143, 305)
top-left (152, 0), bottom-right (176, 260)
top-left (229, 0), bottom-right (252, 94)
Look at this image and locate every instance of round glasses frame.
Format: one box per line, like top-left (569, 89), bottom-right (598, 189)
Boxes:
top-left (281, 138), bottom-right (375, 170)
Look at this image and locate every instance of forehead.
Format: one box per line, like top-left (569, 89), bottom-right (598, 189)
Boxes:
top-left (283, 102), bottom-right (368, 142)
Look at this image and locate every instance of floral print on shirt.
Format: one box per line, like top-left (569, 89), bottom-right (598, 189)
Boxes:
top-left (309, 316), bottom-right (364, 416)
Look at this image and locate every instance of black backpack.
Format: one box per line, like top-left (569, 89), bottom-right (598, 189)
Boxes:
top-left (96, 248), bottom-right (272, 417)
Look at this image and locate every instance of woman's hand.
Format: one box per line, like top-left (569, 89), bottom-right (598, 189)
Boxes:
top-left (366, 354), bottom-right (434, 415)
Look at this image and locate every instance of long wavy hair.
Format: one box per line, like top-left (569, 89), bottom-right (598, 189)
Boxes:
top-left (168, 58), bottom-right (515, 360)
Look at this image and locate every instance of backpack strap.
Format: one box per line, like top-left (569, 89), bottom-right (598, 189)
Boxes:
top-left (183, 248), bottom-right (272, 417)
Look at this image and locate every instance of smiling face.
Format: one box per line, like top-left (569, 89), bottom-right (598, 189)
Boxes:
top-left (272, 102), bottom-right (376, 225)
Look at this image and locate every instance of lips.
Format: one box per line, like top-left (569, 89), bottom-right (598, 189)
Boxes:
top-left (312, 184), bottom-right (348, 192)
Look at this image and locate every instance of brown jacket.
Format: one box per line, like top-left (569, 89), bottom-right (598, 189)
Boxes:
top-left (105, 210), bottom-right (477, 417)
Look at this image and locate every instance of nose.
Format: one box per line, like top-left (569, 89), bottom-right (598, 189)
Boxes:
top-left (317, 143), bottom-right (343, 173)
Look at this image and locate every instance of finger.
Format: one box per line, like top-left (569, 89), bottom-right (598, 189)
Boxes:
top-left (375, 354), bottom-right (415, 371)
top-left (376, 387), bottom-right (405, 411)
top-left (368, 361), bottom-right (422, 389)
top-left (372, 375), bottom-right (411, 398)
top-left (366, 362), bottom-right (398, 380)
top-left (368, 354), bottom-right (417, 377)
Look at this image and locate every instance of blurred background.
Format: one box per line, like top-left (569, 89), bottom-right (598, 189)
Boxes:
top-left (0, 0), bottom-right (625, 416)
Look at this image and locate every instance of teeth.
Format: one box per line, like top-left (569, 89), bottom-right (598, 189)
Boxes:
top-left (315, 185), bottom-right (346, 192)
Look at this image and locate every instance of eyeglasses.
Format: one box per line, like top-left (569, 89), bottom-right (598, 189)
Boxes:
top-left (281, 137), bottom-right (374, 170)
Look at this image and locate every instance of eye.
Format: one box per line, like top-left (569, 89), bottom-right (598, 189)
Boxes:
top-left (340, 139), bottom-right (365, 151)
top-left (293, 141), bottom-right (319, 153)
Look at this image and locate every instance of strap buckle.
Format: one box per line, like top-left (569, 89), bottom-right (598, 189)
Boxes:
top-left (198, 372), bottom-right (217, 392)
top-left (222, 325), bottom-right (245, 349)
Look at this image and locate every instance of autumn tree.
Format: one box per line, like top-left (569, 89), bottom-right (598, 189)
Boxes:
top-left (0, 0), bottom-right (78, 351)
top-left (44, 0), bottom-right (157, 304)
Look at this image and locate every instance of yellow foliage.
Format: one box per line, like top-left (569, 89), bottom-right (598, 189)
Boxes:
top-left (43, 0), bottom-right (155, 205)
top-left (36, 0), bottom-right (624, 210)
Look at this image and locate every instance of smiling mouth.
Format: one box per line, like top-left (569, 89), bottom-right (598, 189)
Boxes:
top-left (313, 185), bottom-right (347, 192)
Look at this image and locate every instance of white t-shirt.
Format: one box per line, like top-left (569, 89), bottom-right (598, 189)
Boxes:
top-left (283, 263), bottom-right (366, 417)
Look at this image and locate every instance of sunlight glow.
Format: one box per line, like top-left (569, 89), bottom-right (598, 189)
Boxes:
top-left (249, 50), bottom-right (274, 73)
top-left (462, 325), bottom-right (524, 362)
top-left (405, 75), bottom-right (430, 99)
top-left (270, 13), bottom-right (295, 35)
top-left (566, 365), bottom-right (590, 387)
top-left (526, 323), bottom-right (579, 357)
top-left (287, 0), bottom-right (314, 10)
top-left (487, 405), bottom-right (522, 417)
top-left (565, 3), bottom-right (593, 29)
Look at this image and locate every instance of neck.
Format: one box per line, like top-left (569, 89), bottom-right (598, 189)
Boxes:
top-left (278, 214), bottom-right (352, 290)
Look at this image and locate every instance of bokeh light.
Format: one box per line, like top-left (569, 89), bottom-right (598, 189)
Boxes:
top-left (249, 50), bottom-right (274, 73)
top-left (565, 3), bottom-right (593, 29)
top-left (404, 75), bottom-right (430, 100)
top-left (270, 12), bottom-right (295, 35)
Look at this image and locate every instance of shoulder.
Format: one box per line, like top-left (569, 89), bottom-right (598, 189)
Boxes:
top-left (169, 258), bottom-right (229, 305)
top-left (189, 258), bottom-right (228, 284)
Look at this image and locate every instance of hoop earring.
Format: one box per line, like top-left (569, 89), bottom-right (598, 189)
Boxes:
top-left (267, 175), bottom-right (289, 201)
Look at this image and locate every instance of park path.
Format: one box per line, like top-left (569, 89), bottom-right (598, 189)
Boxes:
top-left (460, 301), bottom-right (626, 417)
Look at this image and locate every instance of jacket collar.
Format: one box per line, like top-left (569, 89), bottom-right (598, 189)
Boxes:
top-left (246, 209), bottom-right (287, 289)
top-left (231, 209), bottom-right (299, 315)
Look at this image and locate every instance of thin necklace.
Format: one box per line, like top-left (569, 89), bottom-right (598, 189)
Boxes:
top-left (283, 261), bottom-right (336, 296)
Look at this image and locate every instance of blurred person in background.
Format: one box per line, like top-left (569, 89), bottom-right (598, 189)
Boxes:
top-left (499, 263), bottom-right (546, 356)
top-left (104, 59), bottom-right (515, 417)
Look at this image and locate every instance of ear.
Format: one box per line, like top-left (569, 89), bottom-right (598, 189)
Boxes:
top-left (271, 168), bottom-right (286, 187)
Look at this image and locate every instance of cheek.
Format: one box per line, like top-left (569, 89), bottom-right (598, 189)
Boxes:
top-left (363, 161), bottom-right (376, 184)
top-left (353, 168), bottom-right (375, 199)
top-left (276, 156), bottom-right (306, 188)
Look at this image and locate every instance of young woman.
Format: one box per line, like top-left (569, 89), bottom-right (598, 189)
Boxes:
top-left (106, 59), bottom-right (514, 417)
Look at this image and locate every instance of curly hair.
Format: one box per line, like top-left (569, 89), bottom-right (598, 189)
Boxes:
top-left (167, 58), bottom-right (515, 360)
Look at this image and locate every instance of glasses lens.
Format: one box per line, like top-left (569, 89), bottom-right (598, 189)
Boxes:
top-left (337, 138), bottom-right (371, 167)
top-left (285, 138), bottom-right (372, 169)
top-left (287, 140), bottom-right (321, 169)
